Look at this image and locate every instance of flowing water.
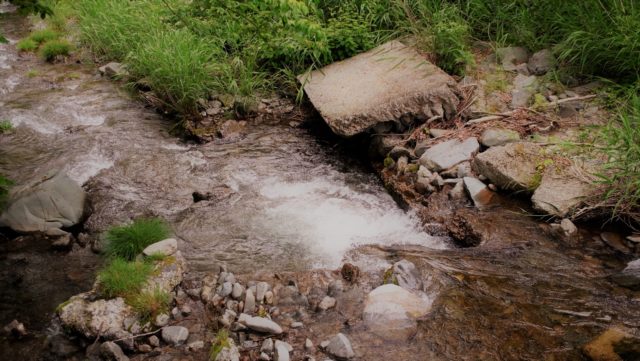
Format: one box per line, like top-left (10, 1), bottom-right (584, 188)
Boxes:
top-left (2, 6), bottom-right (640, 361)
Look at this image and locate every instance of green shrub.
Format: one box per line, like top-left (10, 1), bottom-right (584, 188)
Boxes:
top-left (97, 259), bottom-right (153, 298)
top-left (128, 288), bottom-right (170, 323)
top-left (16, 38), bottom-right (38, 52)
top-left (105, 218), bottom-right (170, 260)
top-left (28, 29), bottom-right (59, 44)
top-left (39, 39), bottom-right (72, 61)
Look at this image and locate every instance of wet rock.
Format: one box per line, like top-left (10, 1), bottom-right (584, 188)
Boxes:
top-left (627, 234), bottom-right (640, 244)
top-left (244, 288), bottom-right (256, 313)
top-left (0, 170), bottom-right (85, 235)
top-left (369, 135), bottom-right (403, 158)
top-left (217, 120), bottom-right (246, 139)
top-left (559, 218), bottom-right (578, 237)
top-left (99, 62), bottom-right (128, 78)
top-left (239, 314), bottom-right (283, 334)
top-left (328, 280), bottom-right (344, 297)
top-left (464, 177), bottom-right (494, 208)
top-left (480, 128), bottom-right (520, 147)
top-left (274, 340), bottom-right (291, 361)
top-left (47, 334), bottom-right (80, 358)
top-left (531, 173), bottom-right (593, 217)
top-left (318, 296), bottom-right (336, 311)
top-left (389, 146), bottom-right (411, 160)
top-left (448, 181), bottom-right (466, 200)
top-left (324, 333), bottom-right (355, 360)
top-left (100, 341), bottom-right (129, 361)
top-left (52, 233), bottom-right (73, 249)
top-left (391, 260), bottom-right (423, 291)
top-left (583, 327), bottom-right (636, 361)
top-left (161, 326), bottom-right (189, 346)
top-left (511, 74), bottom-right (538, 108)
top-left (3, 319), bottom-right (26, 338)
top-left (419, 138), bottom-right (479, 172)
top-left (600, 232), bottom-right (631, 254)
top-left (527, 49), bottom-right (555, 75)
top-left (473, 142), bottom-right (540, 191)
top-left (496, 47), bottom-right (529, 71)
top-left (299, 40), bottom-right (460, 137)
top-left (142, 238), bottom-right (178, 257)
top-left (363, 284), bottom-right (431, 340)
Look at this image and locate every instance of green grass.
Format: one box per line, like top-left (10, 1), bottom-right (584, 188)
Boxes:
top-left (209, 329), bottom-right (231, 361)
top-left (128, 288), bottom-right (170, 323)
top-left (597, 95), bottom-right (640, 220)
top-left (0, 175), bottom-right (13, 209)
top-left (0, 120), bottom-right (13, 133)
top-left (16, 38), bottom-right (38, 52)
top-left (105, 218), bottom-right (171, 260)
top-left (97, 259), bottom-right (153, 298)
top-left (39, 39), bottom-right (72, 61)
top-left (28, 29), bottom-right (59, 44)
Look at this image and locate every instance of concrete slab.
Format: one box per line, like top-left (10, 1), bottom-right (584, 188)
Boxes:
top-left (299, 40), bottom-right (460, 137)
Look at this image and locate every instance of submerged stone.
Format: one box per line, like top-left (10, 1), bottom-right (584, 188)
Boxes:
top-left (299, 40), bottom-right (460, 137)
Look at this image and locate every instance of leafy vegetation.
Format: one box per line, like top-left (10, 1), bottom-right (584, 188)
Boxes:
top-left (0, 175), bottom-right (13, 209)
top-left (105, 218), bottom-right (171, 260)
top-left (97, 259), bottom-right (153, 298)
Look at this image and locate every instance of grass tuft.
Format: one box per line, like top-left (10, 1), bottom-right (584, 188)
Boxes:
top-left (16, 38), bottom-right (38, 52)
top-left (128, 288), bottom-right (170, 323)
top-left (0, 174), bottom-right (13, 209)
top-left (209, 329), bottom-right (230, 361)
top-left (0, 120), bottom-right (13, 133)
top-left (39, 39), bottom-right (72, 62)
top-left (28, 29), bottom-right (59, 44)
top-left (105, 218), bottom-right (171, 261)
top-left (97, 259), bottom-right (153, 298)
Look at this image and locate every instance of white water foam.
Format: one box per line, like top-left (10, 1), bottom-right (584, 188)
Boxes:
top-left (255, 172), bottom-right (447, 268)
top-left (66, 149), bottom-right (114, 185)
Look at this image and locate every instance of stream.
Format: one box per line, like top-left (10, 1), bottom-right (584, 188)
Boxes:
top-left (2, 5), bottom-right (640, 361)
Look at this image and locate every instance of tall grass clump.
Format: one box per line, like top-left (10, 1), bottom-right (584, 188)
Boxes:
top-left (128, 288), bottom-right (170, 322)
top-left (27, 29), bottom-right (59, 44)
top-left (105, 218), bottom-right (170, 260)
top-left (125, 29), bottom-right (217, 114)
top-left (39, 39), bottom-right (72, 61)
top-left (16, 38), bottom-right (37, 52)
top-left (597, 96), bottom-right (640, 220)
top-left (97, 259), bottom-right (153, 298)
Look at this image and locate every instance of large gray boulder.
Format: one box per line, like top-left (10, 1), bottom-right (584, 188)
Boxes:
top-left (419, 138), bottom-right (479, 172)
top-left (473, 142), bottom-right (541, 192)
top-left (362, 284), bottom-right (432, 341)
top-left (0, 170), bottom-right (85, 235)
top-left (299, 40), bottom-right (461, 137)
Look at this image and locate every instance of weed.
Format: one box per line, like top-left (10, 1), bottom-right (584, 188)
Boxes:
top-left (105, 218), bottom-right (171, 260)
top-left (128, 288), bottom-right (170, 323)
top-left (26, 69), bottom-right (39, 77)
top-left (39, 39), bottom-right (72, 61)
top-left (28, 29), bottom-right (59, 44)
top-left (209, 329), bottom-right (230, 361)
top-left (16, 38), bottom-right (37, 52)
top-left (97, 259), bottom-right (153, 298)
top-left (0, 175), bottom-right (13, 209)
top-left (0, 120), bottom-right (13, 133)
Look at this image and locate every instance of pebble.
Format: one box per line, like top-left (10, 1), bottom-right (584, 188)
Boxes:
top-left (181, 305), bottom-right (192, 316)
top-left (265, 291), bottom-right (274, 305)
top-left (142, 238), bottom-right (178, 257)
top-left (261, 338), bottom-right (274, 353)
top-left (244, 288), bottom-right (256, 313)
top-left (154, 314), bottom-right (170, 327)
top-left (256, 282), bottom-right (270, 303)
top-left (259, 352), bottom-right (271, 361)
top-left (291, 321), bottom-right (304, 329)
top-left (148, 335), bottom-right (160, 347)
top-left (324, 333), bottom-right (355, 359)
top-left (275, 341), bottom-right (290, 361)
top-left (232, 283), bottom-right (244, 299)
top-left (161, 326), bottom-right (189, 346)
top-left (187, 340), bottom-right (205, 351)
top-left (3, 319), bottom-right (27, 338)
top-left (627, 234), bottom-right (640, 243)
top-left (318, 296), bottom-right (336, 311)
top-left (218, 282), bottom-right (233, 297)
top-left (305, 338), bottom-right (314, 351)
top-left (138, 344), bottom-right (152, 353)
top-left (100, 341), bottom-right (129, 361)
top-left (560, 218), bottom-right (578, 237)
top-left (239, 314), bottom-right (283, 334)
top-left (221, 309), bottom-right (237, 327)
